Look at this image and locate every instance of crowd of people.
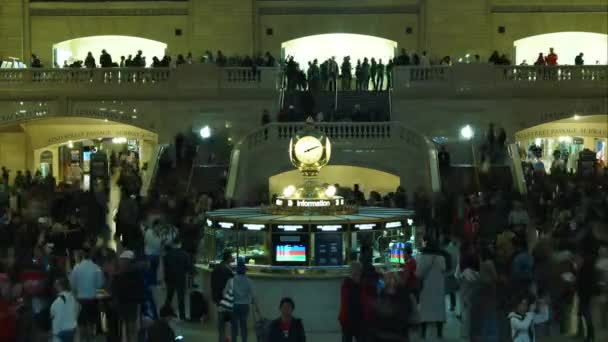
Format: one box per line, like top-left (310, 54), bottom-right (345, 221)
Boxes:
top-left (1, 125), bottom-right (608, 342)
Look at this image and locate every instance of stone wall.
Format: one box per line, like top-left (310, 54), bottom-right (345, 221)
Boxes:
top-left (1, 0), bottom-right (606, 66)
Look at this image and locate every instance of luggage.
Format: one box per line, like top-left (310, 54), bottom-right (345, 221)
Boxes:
top-left (252, 304), bottom-right (270, 342)
top-left (189, 290), bottom-right (208, 321)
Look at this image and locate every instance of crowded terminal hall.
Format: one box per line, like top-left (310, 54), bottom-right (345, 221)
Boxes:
top-left (1, 1), bottom-right (607, 342)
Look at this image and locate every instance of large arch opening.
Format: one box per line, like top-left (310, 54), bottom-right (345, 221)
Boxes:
top-left (0, 117), bottom-right (158, 188)
top-left (514, 114), bottom-right (607, 173)
top-left (281, 33), bottom-right (397, 73)
top-left (269, 165), bottom-right (401, 201)
top-left (514, 32), bottom-right (608, 65)
top-left (53, 35), bottom-right (168, 67)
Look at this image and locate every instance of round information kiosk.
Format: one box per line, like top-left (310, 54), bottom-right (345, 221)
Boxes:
top-left (197, 121), bottom-right (418, 332)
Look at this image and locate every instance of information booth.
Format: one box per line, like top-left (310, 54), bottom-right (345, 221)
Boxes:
top-left (202, 207), bottom-right (416, 268)
top-left (196, 122), bottom-right (422, 332)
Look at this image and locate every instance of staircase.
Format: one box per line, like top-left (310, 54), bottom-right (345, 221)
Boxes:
top-left (226, 122), bottom-right (439, 205)
top-left (281, 90), bottom-right (390, 121)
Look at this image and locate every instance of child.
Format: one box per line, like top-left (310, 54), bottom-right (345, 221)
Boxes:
top-left (508, 296), bottom-right (549, 342)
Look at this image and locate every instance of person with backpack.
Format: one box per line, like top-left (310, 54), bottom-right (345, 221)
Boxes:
top-left (50, 277), bottom-right (78, 342)
top-left (211, 251), bottom-right (234, 342)
top-left (225, 259), bottom-right (255, 342)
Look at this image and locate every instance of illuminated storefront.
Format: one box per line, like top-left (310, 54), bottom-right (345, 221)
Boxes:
top-left (515, 115), bottom-right (607, 172)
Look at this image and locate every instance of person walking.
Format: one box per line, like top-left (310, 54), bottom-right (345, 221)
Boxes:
top-left (268, 297), bottom-right (306, 342)
top-left (372, 272), bottom-right (411, 342)
top-left (50, 277), bottom-right (78, 342)
top-left (69, 248), bottom-right (104, 342)
top-left (163, 240), bottom-right (193, 321)
top-left (338, 262), bottom-right (365, 342)
top-left (455, 242), bottom-right (480, 339)
top-left (111, 250), bottom-right (145, 342)
top-left (226, 259), bottom-right (255, 342)
top-left (211, 251), bottom-right (234, 342)
top-left (415, 236), bottom-right (446, 339)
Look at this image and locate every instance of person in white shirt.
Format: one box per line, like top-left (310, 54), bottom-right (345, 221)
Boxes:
top-left (420, 51), bottom-right (431, 66)
top-left (508, 296), bottom-right (549, 342)
top-left (69, 249), bottom-right (104, 342)
top-left (50, 276), bottom-right (79, 342)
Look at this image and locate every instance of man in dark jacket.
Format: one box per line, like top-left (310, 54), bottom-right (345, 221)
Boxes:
top-left (211, 251), bottom-right (234, 342)
top-left (268, 297), bottom-right (306, 342)
top-left (112, 250), bottom-right (145, 342)
top-left (163, 240), bottom-right (193, 320)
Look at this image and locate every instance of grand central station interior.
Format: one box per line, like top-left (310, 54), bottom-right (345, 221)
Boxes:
top-left (0, 1), bottom-right (607, 342)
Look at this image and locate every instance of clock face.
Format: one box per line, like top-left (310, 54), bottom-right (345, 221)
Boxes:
top-left (294, 136), bottom-right (324, 165)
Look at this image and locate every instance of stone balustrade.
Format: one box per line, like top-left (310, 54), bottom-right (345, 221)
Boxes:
top-left (243, 122), bottom-right (426, 150)
top-left (0, 64), bottom-right (606, 97)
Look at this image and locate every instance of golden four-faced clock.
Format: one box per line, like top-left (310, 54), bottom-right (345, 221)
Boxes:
top-left (289, 130), bottom-right (331, 175)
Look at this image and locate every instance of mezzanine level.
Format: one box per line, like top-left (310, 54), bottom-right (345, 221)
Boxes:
top-left (0, 64), bottom-right (606, 100)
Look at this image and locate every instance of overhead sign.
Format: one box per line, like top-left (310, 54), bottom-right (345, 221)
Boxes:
top-left (240, 223), bottom-right (267, 231)
top-left (294, 200), bottom-right (330, 207)
top-left (273, 224), bottom-right (307, 232)
top-left (384, 221), bottom-right (403, 229)
top-left (353, 223), bottom-right (377, 230)
top-left (313, 224), bottom-right (344, 232)
top-left (218, 221), bottom-right (235, 229)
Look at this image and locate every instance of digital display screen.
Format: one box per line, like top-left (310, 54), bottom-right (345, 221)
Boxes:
top-left (389, 242), bottom-right (410, 264)
top-left (276, 244), bottom-right (307, 263)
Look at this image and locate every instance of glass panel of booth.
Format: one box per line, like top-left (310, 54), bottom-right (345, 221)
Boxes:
top-left (203, 217), bottom-right (418, 267)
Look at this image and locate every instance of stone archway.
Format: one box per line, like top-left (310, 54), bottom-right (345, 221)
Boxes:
top-left (281, 33), bottom-right (398, 72)
top-left (514, 31), bottom-right (608, 65)
top-left (52, 35), bottom-right (168, 67)
top-left (269, 165), bottom-right (401, 199)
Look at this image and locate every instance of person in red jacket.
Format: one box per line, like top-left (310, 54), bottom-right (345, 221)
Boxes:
top-left (401, 245), bottom-right (418, 293)
top-left (339, 260), bottom-right (378, 342)
top-left (339, 262), bottom-right (364, 342)
top-left (0, 294), bottom-right (16, 342)
top-left (545, 48), bottom-right (558, 66)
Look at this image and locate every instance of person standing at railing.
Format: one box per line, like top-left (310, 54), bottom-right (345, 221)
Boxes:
top-left (370, 58), bottom-right (378, 91)
top-left (99, 49), bottom-right (113, 68)
top-left (355, 60), bottom-right (362, 91)
top-left (420, 51), bottom-right (430, 67)
top-left (328, 56), bottom-right (339, 92)
top-left (362, 58), bottom-right (370, 91)
top-left (385, 59), bottom-right (393, 90)
top-left (341, 56), bottom-right (352, 91)
top-left (84, 52), bottom-right (96, 69)
top-left (545, 48), bottom-right (558, 66)
top-left (575, 53), bottom-right (584, 66)
top-left (31, 54), bottom-right (42, 68)
top-left (376, 59), bottom-right (385, 91)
